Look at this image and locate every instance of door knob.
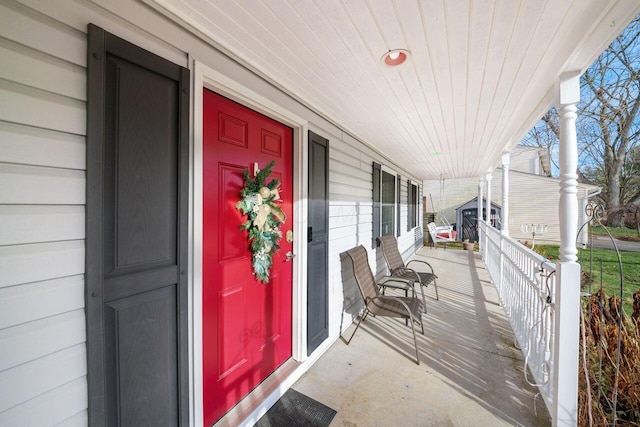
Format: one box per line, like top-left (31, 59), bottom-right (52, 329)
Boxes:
top-left (285, 251), bottom-right (296, 262)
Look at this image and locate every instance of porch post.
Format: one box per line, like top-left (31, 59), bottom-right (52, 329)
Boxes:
top-left (485, 172), bottom-right (492, 225)
top-left (553, 73), bottom-right (581, 427)
top-left (501, 152), bottom-right (510, 236)
top-left (478, 180), bottom-right (484, 221)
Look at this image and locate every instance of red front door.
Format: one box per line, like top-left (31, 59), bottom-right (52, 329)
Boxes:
top-left (202, 89), bottom-right (294, 425)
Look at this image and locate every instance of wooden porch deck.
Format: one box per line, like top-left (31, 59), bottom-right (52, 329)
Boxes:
top-left (292, 247), bottom-right (551, 426)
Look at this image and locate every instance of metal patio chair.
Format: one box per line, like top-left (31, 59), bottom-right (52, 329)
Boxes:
top-left (344, 245), bottom-right (425, 364)
top-left (378, 234), bottom-right (439, 303)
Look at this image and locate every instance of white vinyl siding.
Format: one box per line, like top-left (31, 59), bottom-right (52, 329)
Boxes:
top-left (0, 0), bottom-right (190, 423)
top-left (324, 129), bottom-right (422, 324)
top-left (509, 145), bottom-right (545, 174)
top-left (0, 1), bottom-right (88, 425)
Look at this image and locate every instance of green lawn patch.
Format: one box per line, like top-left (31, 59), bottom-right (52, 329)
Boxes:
top-left (590, 226), bottom-right (640, 241)
top-left (535, 244), bottom-right (640, 307)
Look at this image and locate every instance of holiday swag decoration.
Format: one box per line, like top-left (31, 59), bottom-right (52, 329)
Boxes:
top-left (236, 161), bottom-right (286, 283)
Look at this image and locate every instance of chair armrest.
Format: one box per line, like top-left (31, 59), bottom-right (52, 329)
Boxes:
top-left (368, 295), bottom-right (418, 323)
top-left (378, 276), bottom-right (412, 289)
top-left (406, 259), bottom-right (435, 274)
top-left (391, 267), bottom-right (421, 282)
top-left (378, 276), bottom-right (416, 297)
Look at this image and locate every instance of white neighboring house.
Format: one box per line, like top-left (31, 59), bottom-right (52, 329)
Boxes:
top-left (424, 145), bottom-right (599, 246)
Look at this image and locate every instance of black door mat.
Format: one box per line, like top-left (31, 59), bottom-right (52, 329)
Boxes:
top-left (254, 388), bottom-right (336, 427)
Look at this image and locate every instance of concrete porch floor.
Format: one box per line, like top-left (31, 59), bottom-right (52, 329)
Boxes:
top-left (292, 247), bottom-right (552, 427)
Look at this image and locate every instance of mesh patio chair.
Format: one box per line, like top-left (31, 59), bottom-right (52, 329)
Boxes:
top-left (344, 245), bottom-right (425, 364)
top-left (378, 234), bottom-right (440, 303)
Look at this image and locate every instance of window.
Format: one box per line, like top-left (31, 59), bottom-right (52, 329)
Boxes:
top-left (381, 170), bottom-right (396, 236)
top-left (372, 162), bottom-right (398, 246)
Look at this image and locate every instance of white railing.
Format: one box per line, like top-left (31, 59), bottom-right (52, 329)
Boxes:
top-left (479, 220), bottom-right (556, 415)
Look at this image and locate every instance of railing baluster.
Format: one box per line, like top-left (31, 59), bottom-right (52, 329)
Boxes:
top-left (479, 220), bottom-right (556, 414)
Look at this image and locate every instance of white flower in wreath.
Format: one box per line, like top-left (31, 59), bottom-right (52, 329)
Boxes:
top-left (252, 205), bottom-right (260, 213)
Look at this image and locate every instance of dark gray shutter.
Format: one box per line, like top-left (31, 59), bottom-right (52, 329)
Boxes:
top-left (307, 131), bottom-right (329, 355)
top-left (407, 179), bottom-right (412, 232)
top-left (396, 174), bottom-right (401, 237)
top-left (372, 162), bottom-right (381, 247)
top-left (86, 24), bottom-right (189, 426)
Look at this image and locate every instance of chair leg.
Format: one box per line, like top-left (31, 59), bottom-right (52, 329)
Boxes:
top-left (418, 281), bottom-right (427, 311)
top-left (409, 318), bottom-right (420, 365)
top-left (396, 301), bottom-right (421, 365)
top-left (433, 278), bottom-right (439, 301)
top-left (345, 309), bottom-right (368, 345)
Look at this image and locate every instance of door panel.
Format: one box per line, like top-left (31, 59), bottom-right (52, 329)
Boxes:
top-left (86, 24), bottom-right (189, 426)
top-left (307, 131), bottom-right (329, 355)
top-left (104, 286), bottom-right (178, 425)
top-left (219, 164), bottom-right (248, 261)
top-left (462, 209), bottom-right (478, 242)
top-left (202, 89), bottom-right (293, 425)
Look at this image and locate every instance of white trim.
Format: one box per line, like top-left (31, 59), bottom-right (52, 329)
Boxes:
top-left (192, 60), bottom-right (205, 427)
top-left (186, 52), bottom-right (196, 427)
top-left (192, 60), bottom-right (309, 426)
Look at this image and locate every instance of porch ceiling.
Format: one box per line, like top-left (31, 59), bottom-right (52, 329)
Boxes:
top-left (148, 0), bottom-right (639, 180)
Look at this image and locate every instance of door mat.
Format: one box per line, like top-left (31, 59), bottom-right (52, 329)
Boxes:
top-left (254, 388), bottom-right (336, 427)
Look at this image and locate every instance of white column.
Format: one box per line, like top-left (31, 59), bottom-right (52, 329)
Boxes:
top-left (553, 73), bottom-right (581, 427)
top-left (478, 180), bottom-right (484, 223)
top-left (485, 172), bottom-right (492, 225)
top-left (501, 153), bottom-right (510, 236)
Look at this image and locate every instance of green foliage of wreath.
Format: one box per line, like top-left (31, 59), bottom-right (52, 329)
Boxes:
top-left (236, 161), bottom-right (286, 283)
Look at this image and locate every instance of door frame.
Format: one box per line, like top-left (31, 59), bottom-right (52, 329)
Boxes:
top-left (192, 60), bottom-right (309, 425)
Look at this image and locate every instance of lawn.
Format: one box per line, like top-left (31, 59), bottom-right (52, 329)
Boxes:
top-left (535, 244), bottom-right (640, 307)
top-left (590, 225), bottom-right (640, 240)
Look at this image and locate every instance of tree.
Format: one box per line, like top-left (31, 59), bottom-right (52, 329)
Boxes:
top-left (521, 16), bottom-right (640, 226)
top-left (581, 16), bottom-right (640, 225)
top-left (520, 109), bottom-right (559, 177)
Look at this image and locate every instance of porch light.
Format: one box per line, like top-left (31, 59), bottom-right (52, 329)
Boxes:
top-left (381, 49), bottom-right (409, 66)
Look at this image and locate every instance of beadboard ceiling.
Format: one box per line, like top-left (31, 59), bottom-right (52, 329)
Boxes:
top-left (147, 0), bottom-right (639, 180)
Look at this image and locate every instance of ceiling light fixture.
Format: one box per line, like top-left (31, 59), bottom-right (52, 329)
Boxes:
top-left (381, 49), bottom-right (409, 66)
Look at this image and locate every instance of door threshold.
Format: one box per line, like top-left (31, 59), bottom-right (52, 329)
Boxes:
top-left (214, 358), bottom-right (302, 427)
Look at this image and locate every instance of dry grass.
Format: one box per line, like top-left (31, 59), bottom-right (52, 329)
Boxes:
top-left (578, 289), bottom-right (640, 426)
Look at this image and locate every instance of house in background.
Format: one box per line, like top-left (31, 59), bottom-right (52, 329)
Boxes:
top-left (424, 145), bottom-right (600, 246)
top-left (0, 1), bottom-right (637, 426)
